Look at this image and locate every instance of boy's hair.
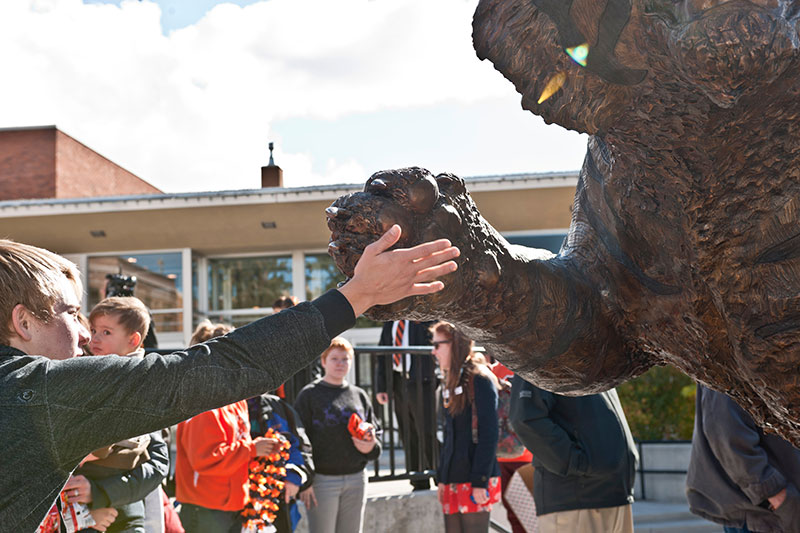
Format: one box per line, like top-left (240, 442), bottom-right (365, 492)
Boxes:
top-left (190, 320), bottom-right (234, 345)
top-left (321, 336), bottom-right (354, 363)
top-left (89, 297), bottom-right (151, 340)
top-left (0, 239), bottom-right (83, 345)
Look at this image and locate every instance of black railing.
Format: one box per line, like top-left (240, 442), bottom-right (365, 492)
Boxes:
top-left (635, 440), bottom-right (690, 500)
top-left (147, 344), bottom-right (476, 485)
top-left (355, 346), bottom-right (439, 483)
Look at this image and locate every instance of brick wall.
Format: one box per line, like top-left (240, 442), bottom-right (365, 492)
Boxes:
top-left (0, 126), bottom-right (162, 201)
top-left (0, 128), bottom-right (57, 201)
top-left (55, 130), bottom-right (161, 198)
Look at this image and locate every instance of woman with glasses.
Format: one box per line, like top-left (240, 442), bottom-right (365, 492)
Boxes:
top-left (431, 321), bottom-right (501, 533)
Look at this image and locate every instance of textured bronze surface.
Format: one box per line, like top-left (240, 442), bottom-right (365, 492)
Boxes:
top-left (326, 1), bottom-right (800, 444)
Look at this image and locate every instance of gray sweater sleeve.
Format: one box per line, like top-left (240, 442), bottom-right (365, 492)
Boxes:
top-left (44, 290), bottom-right (355, 470)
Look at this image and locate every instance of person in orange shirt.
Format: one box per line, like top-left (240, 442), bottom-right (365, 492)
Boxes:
top-left (175, 321), bottom-right (280, 533)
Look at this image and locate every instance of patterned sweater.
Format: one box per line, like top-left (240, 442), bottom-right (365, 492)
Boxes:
top-left (294, 380), bottom-right (381, 475)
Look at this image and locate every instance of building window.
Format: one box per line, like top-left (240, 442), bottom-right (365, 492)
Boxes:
top-left (207, 255), bottom-right (293, 320)
top-left (87, 253), bottom-right (184, 334)
top-left (504, 232), bottom-right (567, 254)
top-left (304, 253), bottom-right (344, 301)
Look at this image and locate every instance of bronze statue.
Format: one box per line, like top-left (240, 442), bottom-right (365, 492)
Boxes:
top-left (326, 0), bottom-right (800, 445)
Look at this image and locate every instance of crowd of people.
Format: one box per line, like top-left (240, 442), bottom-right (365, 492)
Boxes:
top-left (3, 231), bottom-right (799, 533)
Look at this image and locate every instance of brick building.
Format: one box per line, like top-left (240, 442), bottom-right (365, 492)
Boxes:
top-left (0, 125), bottom-right (161, 201)
top-left (0, 126), bottom-right (577, 347)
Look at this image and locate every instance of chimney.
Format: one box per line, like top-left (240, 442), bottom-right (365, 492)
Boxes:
top-left (261, 141), bottom-right (283, 188)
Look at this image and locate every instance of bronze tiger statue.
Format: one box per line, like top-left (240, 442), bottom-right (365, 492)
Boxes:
top-left (325, 0), bottom-right (800, 445)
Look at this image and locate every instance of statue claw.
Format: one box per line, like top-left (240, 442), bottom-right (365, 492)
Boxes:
top-left (366, 178), bottom-right (388, 192)
top-left (326, 206), bottom-right (351, 220)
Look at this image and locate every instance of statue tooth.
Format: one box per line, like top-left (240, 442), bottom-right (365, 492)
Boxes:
top-left (538, 71), bottom-right (567, 104)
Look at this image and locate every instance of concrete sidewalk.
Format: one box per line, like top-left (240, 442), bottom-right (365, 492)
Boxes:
top-left (366, 479), bottom-right (723, 532)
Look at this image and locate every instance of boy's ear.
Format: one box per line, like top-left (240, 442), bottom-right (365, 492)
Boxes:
top-left (10, 304), bottom-right (36, 342)
top-left (129, 331), bottom-right (143, 349)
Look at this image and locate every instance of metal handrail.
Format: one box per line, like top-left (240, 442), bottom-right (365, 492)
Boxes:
top-left (635, 440), bottom-right (691, 500)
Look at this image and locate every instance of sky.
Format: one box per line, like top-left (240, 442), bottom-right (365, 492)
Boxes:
top-left (1, 0), bottom-right (588, 192)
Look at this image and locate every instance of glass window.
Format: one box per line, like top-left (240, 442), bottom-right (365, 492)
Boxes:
top-left (303, 253), bottom-right (380, 326)
top-left (191, 257), bottom-right (199, 313)
top-left (504, 233), bottom-right (567, 254)
top-left (304, 253), bottom-right (344, 301)
top-left (205, 313), bottom-right (263, 329)
top-left (87, 253), bottom-right (184, 333)
top-left (207, 255), bottom-right (292, 311)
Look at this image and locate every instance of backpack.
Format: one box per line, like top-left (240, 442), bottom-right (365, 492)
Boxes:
top-left (469, 375), bottom-right (527, 459)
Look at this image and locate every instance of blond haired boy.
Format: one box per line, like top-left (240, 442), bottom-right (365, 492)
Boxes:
top-left (62, 296), bottom-right (168, 533)
top-left (88, 297), bottom-right (150, 357)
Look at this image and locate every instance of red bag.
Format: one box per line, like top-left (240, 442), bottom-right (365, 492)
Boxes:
top-left (347, 413), bottom-right (374, 440)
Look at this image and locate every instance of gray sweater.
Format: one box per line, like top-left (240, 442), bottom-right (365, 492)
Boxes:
top-left (0, 290), bottom-right (354, 533)
top-left (686, 385), bottom-right (800, 532)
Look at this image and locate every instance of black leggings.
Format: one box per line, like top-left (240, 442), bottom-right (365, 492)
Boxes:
top-left (444, 511), bottom-right (491, 533)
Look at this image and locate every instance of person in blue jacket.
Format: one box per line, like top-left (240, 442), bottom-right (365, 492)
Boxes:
top-left (247, 393), bottom-right (315, 532)
top-left (431, 321), bottom-right (501, 533)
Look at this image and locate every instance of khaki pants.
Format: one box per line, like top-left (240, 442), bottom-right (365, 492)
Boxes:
top-left (537, 504), bottom-right (634, 533)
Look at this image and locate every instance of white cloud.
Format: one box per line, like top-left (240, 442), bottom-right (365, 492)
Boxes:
top-left (0, 0), bottom-right (583, 193)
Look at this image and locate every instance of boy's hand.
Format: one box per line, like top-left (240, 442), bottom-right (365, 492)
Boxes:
top-left (89, 508), bottom-right (118, 532)
top-left (253, 436), bottom-right (280, 457)
top-left (300, 487), bottom-right (318, 508)
top-left (352, 435), bottom-right (377, 454)
top-left (471, 487), bottom-right (489, 505)
top-left (337, 225), bottom-right (459, 316)
top-left (63, 474), bottom-right (92, 504)
top-left (285, 481), bottom-right (300, 503)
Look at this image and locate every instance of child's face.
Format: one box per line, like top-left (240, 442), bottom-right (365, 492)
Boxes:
top-left (322, 347), bottom-right (352, 381)
top-left (90, 314), bottom-right (139, 356)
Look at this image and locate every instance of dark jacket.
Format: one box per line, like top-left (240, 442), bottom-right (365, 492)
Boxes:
top-left (375, 321), bottom-right (436, 393)
top-left (0, 290), bottom-right (353, 533)
top-left (76, 430), bottom-right (169, 533)
top-left (437, 373), bottom-right (500, 488)
top-left (509, 376), bottom-right (637, 515)
top-left (686, 385), bottom-right (800, 533)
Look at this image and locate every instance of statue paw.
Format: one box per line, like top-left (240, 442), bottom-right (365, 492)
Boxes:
top-left (327, 167), bottom-right (478, 320)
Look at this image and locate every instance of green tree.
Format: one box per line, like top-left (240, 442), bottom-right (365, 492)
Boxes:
top-left (617, 365), bottom-right (696, 441)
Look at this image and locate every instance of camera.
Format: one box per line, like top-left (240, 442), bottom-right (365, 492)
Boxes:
top-left (105, 274), bottom-right (137, 297)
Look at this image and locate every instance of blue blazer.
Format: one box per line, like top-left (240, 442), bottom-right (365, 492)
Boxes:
top-left (437, 373), bottom-right (500, 488)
